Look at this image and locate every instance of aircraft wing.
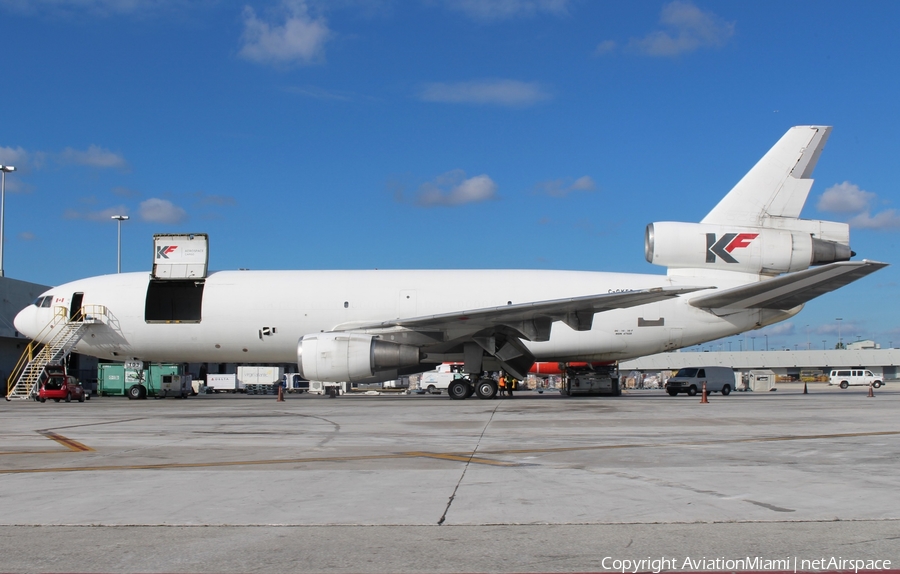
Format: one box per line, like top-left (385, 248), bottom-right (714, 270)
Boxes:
top-left (689, 260), bottom-right (888, 310)
top-left (347, 286), bottom-right (705, 341)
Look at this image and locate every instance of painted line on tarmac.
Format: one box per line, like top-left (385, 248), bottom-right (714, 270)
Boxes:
top-left (3, 430), bottom-right (897, 474)
top-left (476, 429), bottom-right (900, 456)
top-left (0, 449), bottom-right (72, 456)
top-left (403, 451), bottom-right (518, 467)
top-left (37, 431), bottom-right (94, 452)
top-left (0, 431), bottom-right (97, 456)
top-left (0, 449), bottom-right (516, 474)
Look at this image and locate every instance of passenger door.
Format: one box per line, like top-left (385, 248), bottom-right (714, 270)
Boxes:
top-left (70, 292), bottom-right (84, 321)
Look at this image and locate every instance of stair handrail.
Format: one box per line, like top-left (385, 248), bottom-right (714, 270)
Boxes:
top-left (4, 305), bottom-right (110, 398)
top-left (5, 307), bottom-right (66, 397)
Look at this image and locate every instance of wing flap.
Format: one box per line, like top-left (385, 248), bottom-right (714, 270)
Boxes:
top-left (689, 260), bottom-right (888, 310)
top-left (347, 286), bottom-right (704, 340)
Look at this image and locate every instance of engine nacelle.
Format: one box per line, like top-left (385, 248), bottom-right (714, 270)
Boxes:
top-left (645, 222), bottom-right (852, 274)
top-left (297, 332), bottom-right (421, 382)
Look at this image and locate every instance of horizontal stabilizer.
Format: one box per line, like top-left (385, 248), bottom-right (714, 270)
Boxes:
top-left (689, 260), bottom-right (888, 310)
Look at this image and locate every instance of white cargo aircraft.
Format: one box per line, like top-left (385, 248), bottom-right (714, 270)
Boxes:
top-left (13, 126), bottom-right (886, 399)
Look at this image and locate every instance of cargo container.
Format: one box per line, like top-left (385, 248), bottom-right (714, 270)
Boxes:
top-left (283, 373), bottom-right (309, 393)
top-left (237, 366), bottom-right (284, 395)
top-left (207, 373), bottom-right (240, 393)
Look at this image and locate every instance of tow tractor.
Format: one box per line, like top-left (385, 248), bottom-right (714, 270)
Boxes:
top-left (528, 361), bottom-right (621, 396)
top-left (561, 363), bottom-right (621, 396)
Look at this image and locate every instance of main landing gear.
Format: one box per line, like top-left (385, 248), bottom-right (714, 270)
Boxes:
top-left (448, 378), bottom-right (497, 400)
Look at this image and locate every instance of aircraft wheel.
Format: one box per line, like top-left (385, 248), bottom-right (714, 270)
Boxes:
top-left (687, 386), bottom-right (697, 396)
top-left (475, 379), bottom-right (497, 400)
top-left (840, 381), bottom-right (849, 389)
top-left (721, 385), bottom-right (731, 396)
top-left (464, 385), bottom-right (475, 398)
top-left (447, 380), bottom-right (469, 400)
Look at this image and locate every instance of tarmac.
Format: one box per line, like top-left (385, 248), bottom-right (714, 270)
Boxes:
top-left (1, 382), bottom-right (899, 573)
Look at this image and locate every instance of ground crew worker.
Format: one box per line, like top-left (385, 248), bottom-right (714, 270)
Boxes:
top-left (498, 373), bottom-right (507, 397)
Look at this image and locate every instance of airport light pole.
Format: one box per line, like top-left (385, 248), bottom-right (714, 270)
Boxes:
top-left (822, 340), bottom-right (826, 350)
top-left (111, 215), bottom-right (129, 273)
top-left (750, 336), bottom-right (756, 351)
top-left (0, 165), bottom-right (16, 278)
top-left (836, 317), bottom-right (843, 349)
top-left (764, 334), bottom-right (769, 351)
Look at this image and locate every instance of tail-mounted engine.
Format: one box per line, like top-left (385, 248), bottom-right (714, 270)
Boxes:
top-left (645, 222), bottom-right (852, 274)
top-left (297, 332), bottom-right (421, 382)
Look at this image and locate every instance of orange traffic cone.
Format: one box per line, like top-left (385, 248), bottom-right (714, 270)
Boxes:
top-left (803, 382), bottom-right (808, 394)
top-left (700, 382), bottom-right (709, 403)
top-left (868, 384), bottom-right (874, 398)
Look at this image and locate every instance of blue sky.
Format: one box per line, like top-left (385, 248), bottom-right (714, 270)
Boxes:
top-left (1, 0), bottom-right (898, 351)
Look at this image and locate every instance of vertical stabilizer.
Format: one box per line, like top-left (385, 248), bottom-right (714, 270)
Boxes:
top-left (702, 126), bottom-right (831, 227)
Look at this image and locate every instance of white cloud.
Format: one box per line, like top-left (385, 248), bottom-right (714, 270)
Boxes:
top-left (628, 1), bottom-right (734, 57)
top-left (285, 85), bottom-right (352, 101)
top-left (817, 181), bottom-right (900, 230)
top-left (419, 79), bottom-right (551, 107)
top-left (848, 209), bottom-right (900, 230)
top-left (594, 39), bottom-right (617, 56)
top-left (759, 322), bottom-right (795, 337)
top-left (63, 205), bottom-right (130, 222)
top-left (414, 170), bottom-right (498, 207)
top-left (0, 145), bottom-right (28, 166)
top-left (0, 0), bottom-right (186, 16)
top-left (139, 198), bottom-right (187, 224)
top-left (239, 1), bottom-right (330, 66)
top-left (445, 0), bottom-right (570, 21)
top-left (112, 186), bottom-right (141, 198)
top-left (60, 145), bottom-right (129, 170)
top-left (535, 175), bottom-right (596, 197)
top-left (817, 181), bottom-right (876, 213)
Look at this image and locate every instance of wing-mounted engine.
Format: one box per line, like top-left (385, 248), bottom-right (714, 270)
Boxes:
top-left (645, 222), bottom-right (852, 275)
top-left (297, 332), bottom-right (421, 383)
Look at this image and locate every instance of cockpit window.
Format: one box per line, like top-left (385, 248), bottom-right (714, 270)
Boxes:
top-left (40, 296), bottom-right (53, 308)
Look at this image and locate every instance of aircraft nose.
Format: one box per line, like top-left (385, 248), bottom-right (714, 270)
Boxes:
top-left (14, 306), bottom-right (35, 339)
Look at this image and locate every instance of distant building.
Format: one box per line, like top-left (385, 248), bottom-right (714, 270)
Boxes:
top-left (847, 339), bottom-right (880, 350)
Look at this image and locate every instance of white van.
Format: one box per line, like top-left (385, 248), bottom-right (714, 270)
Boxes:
top-left (828, 369), bottom-right (883, 389)
top-left (418, 363), bottom-right (465, 394)
top-left (665, 366), bottom-right (736, 396)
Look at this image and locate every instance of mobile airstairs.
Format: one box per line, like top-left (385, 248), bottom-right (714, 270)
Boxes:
top-left (5, 305), bottom-right (107, 401)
